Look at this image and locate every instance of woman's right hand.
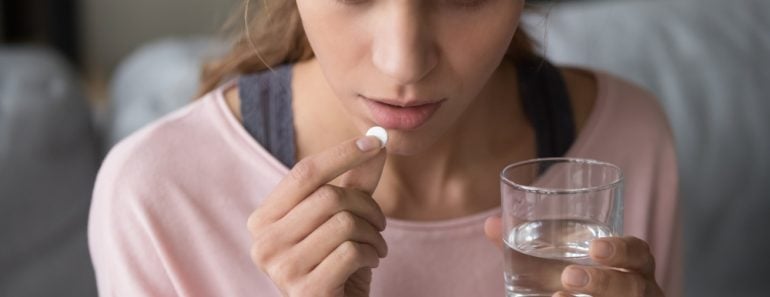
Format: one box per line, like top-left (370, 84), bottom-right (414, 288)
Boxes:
top-left (247, 135), bottom-right (388, 297)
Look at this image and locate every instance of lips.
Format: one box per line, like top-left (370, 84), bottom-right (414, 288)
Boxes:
top-left (362, 96), bottom-right (444, 130)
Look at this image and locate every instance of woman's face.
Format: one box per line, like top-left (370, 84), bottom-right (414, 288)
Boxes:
top-left (296, 0), bottom-right (524, 155)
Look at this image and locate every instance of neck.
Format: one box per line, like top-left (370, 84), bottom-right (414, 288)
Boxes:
top-left (293, 58), bottom-right (535, 221)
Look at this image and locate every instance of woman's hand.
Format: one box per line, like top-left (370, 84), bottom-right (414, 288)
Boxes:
top-left (484, 217), bottom-right (665, 297)
top-left (247, 135), bottom-right (388, 297)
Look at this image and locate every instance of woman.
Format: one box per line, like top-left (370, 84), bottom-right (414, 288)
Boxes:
top-left (89, 0), bottom-right (680, 296)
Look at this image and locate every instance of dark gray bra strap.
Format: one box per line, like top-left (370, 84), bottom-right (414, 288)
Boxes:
top-left (238, 65), bottom-right (296, 168)
top-left (516, 58), bottom-right (576, 158)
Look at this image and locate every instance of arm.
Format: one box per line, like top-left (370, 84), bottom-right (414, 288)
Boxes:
top-left (88, 149), bottom-right (177, 296)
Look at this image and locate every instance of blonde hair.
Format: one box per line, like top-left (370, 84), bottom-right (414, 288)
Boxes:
top-left (199, 0), bottom-right (538, 95)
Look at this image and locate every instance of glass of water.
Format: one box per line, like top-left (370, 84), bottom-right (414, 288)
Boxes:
top-left (500, 158), bottom-right (623, 297)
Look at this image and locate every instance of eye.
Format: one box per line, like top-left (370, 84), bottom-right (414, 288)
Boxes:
top-left (447, 0), bottom-right (488, 9)
top-left (335, 0), bottom-right (369, 5)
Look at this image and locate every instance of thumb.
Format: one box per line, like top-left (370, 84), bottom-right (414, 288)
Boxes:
top-left (484, 215), bottom-right (504, 250)
top-left (339, 136), bottom-right (387, 195)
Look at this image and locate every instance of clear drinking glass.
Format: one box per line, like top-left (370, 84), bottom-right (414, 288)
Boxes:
top-left (500, 158), bottom-right (623, 297)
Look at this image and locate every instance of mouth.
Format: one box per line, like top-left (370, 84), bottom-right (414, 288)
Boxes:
top-left (361, 95), bottom-right (445, 130)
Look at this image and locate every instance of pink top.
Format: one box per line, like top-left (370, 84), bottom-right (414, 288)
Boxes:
top-left (89, 71), bottom-right (681, 296)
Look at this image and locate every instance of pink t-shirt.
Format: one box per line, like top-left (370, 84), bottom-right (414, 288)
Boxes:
top-left (89, 70), bottom-right (681, 296)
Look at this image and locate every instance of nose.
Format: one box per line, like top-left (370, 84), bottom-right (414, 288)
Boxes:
top-left (371, 5), bottom-right (438, 85)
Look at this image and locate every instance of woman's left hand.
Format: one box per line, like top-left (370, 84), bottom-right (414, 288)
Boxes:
top-left (484, 216), bottom-right (665, 297)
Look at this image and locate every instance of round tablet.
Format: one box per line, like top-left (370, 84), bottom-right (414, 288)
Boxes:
top-left (365, 126), bottom-right (388, 148)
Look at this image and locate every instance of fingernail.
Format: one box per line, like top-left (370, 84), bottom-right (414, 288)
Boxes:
top-left (592, 239), bottom-right (614, 259)
top-left (563, 267), bottom-right (589, 288)
top-left (356, 136), bottom-right (382, 152)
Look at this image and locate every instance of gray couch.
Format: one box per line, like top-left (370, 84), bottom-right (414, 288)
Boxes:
top-left (0, 47), bottom-right (98, 297)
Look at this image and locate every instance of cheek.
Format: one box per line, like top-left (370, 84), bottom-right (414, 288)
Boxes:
top-left (438, 11), bottom-right (521, 91)
top-left (422, 12), bottom-right (519, 127)
top-left (296, 2), bottom-right (368, 93)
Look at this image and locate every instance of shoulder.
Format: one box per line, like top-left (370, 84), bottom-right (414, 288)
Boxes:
top-left (559, 66), bottom-right (677, 185)
top-left (595, 70), bottom-right (673, 138)
top-left (88, 91), bottom-right (264, 295)
top-left (108, 94), bottom-right (215, 164)
top-left (93, 92), bottom-right (233, 202)
top-left (561, 66), bottom-right (672, 140)
top-left (94, 100), bottom-right (199, 203)
top-left (87, 97), bottom-right (215, 288)
top-left (91, 87), bottom-right (285, 209)
top-left (599, 71), bottom-right (666, 115)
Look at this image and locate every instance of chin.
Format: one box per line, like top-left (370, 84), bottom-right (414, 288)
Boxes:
top-left (380, 130), bottom-right (438, 157)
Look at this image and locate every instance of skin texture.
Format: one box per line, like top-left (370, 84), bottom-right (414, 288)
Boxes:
top-left (237, 0), bottom-right (665, 296)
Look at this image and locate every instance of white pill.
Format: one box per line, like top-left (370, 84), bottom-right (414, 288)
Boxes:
top-left (365, 126), bottom-right (388, 148)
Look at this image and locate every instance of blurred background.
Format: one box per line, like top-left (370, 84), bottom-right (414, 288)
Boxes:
top-left (0, 0), bottom-right (768, 296)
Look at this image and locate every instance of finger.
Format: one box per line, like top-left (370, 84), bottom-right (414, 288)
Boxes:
top-left (309, 241), bottom-right (380, 288)
top-left (561, 265), bottom-right (651, 297)
top-left (590, 236), bottom-right (655, 277)
top-left (552, 292), bottom-right (572, 297)
top-left (346, 268), bottom-right (373, 296)
top-left (292, 211), bottom-right (387, 273)
top-left (277, 185), bottom-right (386, 245)
top-left (250, 135), bottom-right (384, 226)
top-left (483, 215), bottom-right (503, 250)
top-left (339, 149), bottom-right (387, 195)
